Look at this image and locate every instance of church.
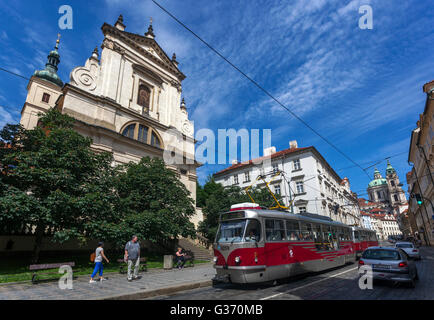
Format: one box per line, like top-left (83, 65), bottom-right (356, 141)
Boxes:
top-left (19, 15), bottom-right (200, 215)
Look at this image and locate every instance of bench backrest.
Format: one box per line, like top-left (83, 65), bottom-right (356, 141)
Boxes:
top-left (29, 262), bottom-right (75, 271)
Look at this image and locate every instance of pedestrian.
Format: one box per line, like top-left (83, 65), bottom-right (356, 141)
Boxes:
top-left (125, 235), bottom-right (141, 281)
top-left (90, 242), bottom-right (109, 283)
top-left (175, 247), bottom-right (186, 269)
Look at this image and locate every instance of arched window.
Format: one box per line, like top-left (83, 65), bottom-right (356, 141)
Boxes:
top-left (120, 122), bottom-right (162, 148)
top-left (137, 84), bottom-right (151, 113)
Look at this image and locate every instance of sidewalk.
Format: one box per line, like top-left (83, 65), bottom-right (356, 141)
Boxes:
top-left (0, 263), bottom-right (215, 300)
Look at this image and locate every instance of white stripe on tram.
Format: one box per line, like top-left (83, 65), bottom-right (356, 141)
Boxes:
top-left (260, 266), bottom-right (358, 300)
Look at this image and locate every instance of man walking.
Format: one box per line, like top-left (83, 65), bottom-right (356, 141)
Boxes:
top-left (125, 235), bottom-right (141, 281)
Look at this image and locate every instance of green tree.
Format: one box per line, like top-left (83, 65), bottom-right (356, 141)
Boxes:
top-left (197, 177), bottom-right (281, 241)
top-left (106, 157), bottom-right (196, 248)
top-left (0, 108), bottom-right (116, 262)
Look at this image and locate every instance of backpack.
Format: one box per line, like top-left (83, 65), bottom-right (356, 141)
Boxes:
top-left (90, 252), bottom-right (96, 262)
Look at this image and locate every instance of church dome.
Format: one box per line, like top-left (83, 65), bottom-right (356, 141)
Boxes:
top-left (368, 168), bottom-right (388, 188)
top-left (34, 36), bottom-right (63, 87)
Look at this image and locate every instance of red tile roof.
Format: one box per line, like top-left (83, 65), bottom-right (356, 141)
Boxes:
top-left (213, 146), bottom-right (311, 176)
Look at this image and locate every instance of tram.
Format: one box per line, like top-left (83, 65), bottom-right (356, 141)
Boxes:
top-left (213, 203), bottom-right (358, 284)
top-left (351, 226), bottom-right (378, 258)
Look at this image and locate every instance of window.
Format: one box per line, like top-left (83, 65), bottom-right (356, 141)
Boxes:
top-left (180, 169), bottom-right (187, 175)
top-left (233, 174), bottom-right (239, 184)
top-left (121, 122), bottom-right (162, 148)
top-left (42, 93), bottom-right (50, 103)
top-left (274, 185), bottom-right (281, 195)
top-left (322, 225), bottom-right (333, 251)
top-left (216, 220), bottom-right (246, 243)
top-left (390, 180), bottom-right (395, 187)
top-left (265, 219), bottom-right (285, 241)
top-left (244, 219), bottom-right (261, 242)
top-left (286, 220), bottom-right (300, 240)
top-left (137, 84), bottom-right (151, 113)
top-left (244, 171), bottom-right (250, 182)
top-left (272, 163), bottom-right (279, 174)
top-left (313, 224), bottom-right (323, 250)
top-left (296, 181), bottom-right (304, 194)
top-left (299, 206), bottom-right (306, 213)
top-left (377, 192), bottom-right (381, 199)
top-left (393, 195), bottom-right (398, 202)
top-left (293, 159), bottom-right (301, 170)
top-left (300, 222), bottom-right (313, 241)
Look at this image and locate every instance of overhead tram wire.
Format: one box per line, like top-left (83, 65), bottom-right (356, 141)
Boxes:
top-left (0, 67), bottom-right (30, 81)
top-left (151, 0), bottom-right (371, 180)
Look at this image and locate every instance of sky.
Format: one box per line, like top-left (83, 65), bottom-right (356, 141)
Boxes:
top-left (1, 0), bottom-right (433, 200)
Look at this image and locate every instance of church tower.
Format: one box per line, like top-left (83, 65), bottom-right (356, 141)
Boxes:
top-left (367, 168), bottom-right (389, 203)
top-left (385, 160), bottom-right (406, 207)
top-left (20, 35), bottom-right (64, 129)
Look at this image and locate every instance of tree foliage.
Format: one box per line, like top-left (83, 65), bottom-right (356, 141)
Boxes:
top-left (197, 176), bottom-right (281, 241)
top-left (0, 108), bottom-right (196, 261)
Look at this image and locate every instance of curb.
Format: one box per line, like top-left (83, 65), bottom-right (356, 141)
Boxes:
top-left (100, 280), bottom-right (213, 300)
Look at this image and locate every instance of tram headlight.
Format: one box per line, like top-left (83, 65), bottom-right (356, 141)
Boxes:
top-left (235, 256), bottom-right (241, 263)
top-left (213, 256), bottom-right (218, 263)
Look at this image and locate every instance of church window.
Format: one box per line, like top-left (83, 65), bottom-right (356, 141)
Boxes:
top-left (393, 195), bottom-right (398, 202)
top-left (42, 93), bottom-right (50, 103)
top-left (137, 84), bottom-right (151, 113)
top-left (390, 180), bottom-right (395, 187)
top-left (121, 122), bottom-right (162, 148)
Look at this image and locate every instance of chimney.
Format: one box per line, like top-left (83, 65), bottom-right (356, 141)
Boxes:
top-left (289, 140), bottom-right (298, 149)
top-left (264, 146), bottom-right (276, 156)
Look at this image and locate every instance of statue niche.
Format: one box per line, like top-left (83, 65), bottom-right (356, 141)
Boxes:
top-left (137, 84), bottom-right (151, 114)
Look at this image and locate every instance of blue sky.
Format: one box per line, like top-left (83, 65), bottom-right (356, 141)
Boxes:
top-left (1, 0), bottom-right (433, 199)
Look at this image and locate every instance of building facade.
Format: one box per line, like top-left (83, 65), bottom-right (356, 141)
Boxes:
top-left (19, 16), bottom-right (200, 212)
top-left (407, 79), bottom-right (434, 246)
top-left (213, 141), bottom-right (362, 226)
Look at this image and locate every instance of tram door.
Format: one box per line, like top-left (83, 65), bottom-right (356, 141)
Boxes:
top-left (264, 219), bottom-right (289, 280)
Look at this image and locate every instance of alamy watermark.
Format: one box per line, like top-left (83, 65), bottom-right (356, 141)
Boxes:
top-left (359, 5), bottom-right (373, 30)
top-left (358, 265), bottom-right (373, 290)
top-left (58, 265), bottom-right (73, 290)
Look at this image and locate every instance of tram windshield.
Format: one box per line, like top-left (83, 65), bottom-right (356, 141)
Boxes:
top-left (216, 219), bottom-right (261, 243)
top-left (216, 220), bottom-right (246, 243)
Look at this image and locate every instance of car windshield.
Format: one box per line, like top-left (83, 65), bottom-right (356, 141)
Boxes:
top-left (216, 220), bottom-right (246, 243)
top-left (362, 249), bottom-right (401, 261)
top-left (396, 243), bottom-right (413, 248)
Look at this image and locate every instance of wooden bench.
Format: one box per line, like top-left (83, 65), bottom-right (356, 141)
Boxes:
top-left (117, 257), bottom-right (147, 274)
top-left (29, 262), bottom-right (75, 284)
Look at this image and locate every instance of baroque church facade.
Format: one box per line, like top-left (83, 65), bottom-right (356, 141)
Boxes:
top-left (20, 15), bottom-right (199, 209)
top-left (366, 161), bottom-right (407, 215)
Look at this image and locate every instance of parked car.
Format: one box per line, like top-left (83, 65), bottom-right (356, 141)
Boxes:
top-left (395, 242), bottom-right (421, 260)
top-left (358, 246), bottom-right (419, 288)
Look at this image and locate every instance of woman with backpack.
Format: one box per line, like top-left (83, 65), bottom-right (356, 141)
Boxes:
top-left (90, 242), bottom-right (109, 283)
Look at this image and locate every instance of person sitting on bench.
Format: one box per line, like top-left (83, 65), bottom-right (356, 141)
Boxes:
top-left (175, 247), bottom-right (186, 269)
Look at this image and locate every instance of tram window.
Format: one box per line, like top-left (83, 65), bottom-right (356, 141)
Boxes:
top-left (338, 228), bottom-right (346, 241)
top-left (286, 221), bottom-right (300, 240)
top-left (300, 222), bottom-right (313, 241)
top-left (244, 219), bottom-right (261, 242)
top-left (353, 231), bottom-right (360, 241)
top-left (216, 220), bottom-right (246, 243)
top-left (265, 219), bottom-right (285, 241)
top-left (322, 225), bottom-right (333, 251)
top-left (312, 224), bottom-right (323, 250)
top-left (331, 227), bottom-right (339, 250)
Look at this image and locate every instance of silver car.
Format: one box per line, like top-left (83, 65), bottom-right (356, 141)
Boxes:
top-left (395, 242), bottom-right (421, 260)
top-left (358, 246), bottom-right (419, 287)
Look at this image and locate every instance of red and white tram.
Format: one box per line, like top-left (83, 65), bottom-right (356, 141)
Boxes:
top-left (351, 227), bottom-right (378, 258)
top-left (213, 203), bottom-right (360, 284)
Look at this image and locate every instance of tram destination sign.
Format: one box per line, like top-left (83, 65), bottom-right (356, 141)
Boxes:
top-left (220, 211), bottom-right (245, 221)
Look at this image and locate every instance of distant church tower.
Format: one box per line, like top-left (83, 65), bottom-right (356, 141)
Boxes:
top-left (367, 161), bottom-right (406, 215)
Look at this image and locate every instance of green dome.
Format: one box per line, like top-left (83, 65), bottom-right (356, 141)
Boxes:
top-left (34, 37), bottom-right (63, 87)
top-left (368, 178), bottom-right (388, 188)
top-left (368, 168), bottom-right (388, 188)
